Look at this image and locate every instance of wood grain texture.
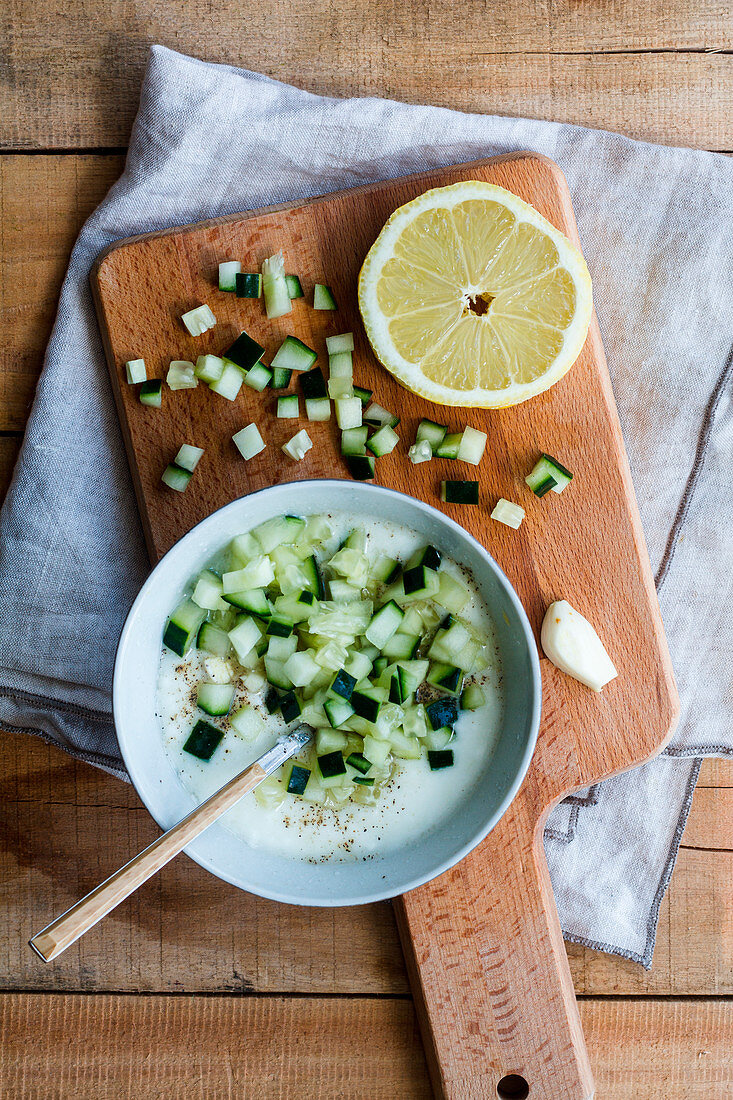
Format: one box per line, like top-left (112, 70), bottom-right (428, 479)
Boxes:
top-left (30, 757), bottom-right (273, 963)
top-left (2, 730), bottom-right (731, 998)
top-left (2, 1), bottom-right (733, 149)
top-left (0, 993), bottom-right (731, 1099)
top-left (0, 436), bottom-right (21, 499)
top-left (0, 155), bottom-right (124, 430)
top-left (92, 153), bottom-right (678, 1099)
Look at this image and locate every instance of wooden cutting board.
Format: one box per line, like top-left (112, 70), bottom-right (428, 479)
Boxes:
top-left (92, 152), bottom-right (679, 1100)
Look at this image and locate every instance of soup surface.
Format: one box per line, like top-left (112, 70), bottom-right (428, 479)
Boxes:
top-left (157, 512), bottom-right (504, 862)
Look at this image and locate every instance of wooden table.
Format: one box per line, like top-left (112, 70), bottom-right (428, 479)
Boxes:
top-left (1, 5), bottom-right (732, 1096)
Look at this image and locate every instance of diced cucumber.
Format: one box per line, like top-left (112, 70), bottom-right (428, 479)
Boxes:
top-left (456, 426), bottom-right (487, 465)
top-left (280, 691), bottom-right (302, 722)
top-left (381, 632), bottom-right (419, 660)
top-left (341, 426), bottom-right (368, 456)
top-left (287, 764), bottom-right (310, 795)
top-left (408, 441), bottom-right (432, 465)
top-left (255, 514), bottom-right (305, 552)
top-left (300, 555), bottom-right (324, 599)
top-left (197, 622), bottom-right (232, 658)
top-left (194, 354), bottom-right (225, 383)
top-left (283, 649), bottom-right (321, 687)
top-left (525, 453), bottom-right (573, 496)
top-left (282, 429), bottom-right (313, 461)
top-left (223, 557), bottom-right (275, 592)
top-left (223, 330), bottom-right (265, 372)
top-left (353, 386), bottom-right (372, 405)
top-left (226, 588), bottom-right (272, 617)
top-left (328, 579), bottom-right (361, 601)
top-left (218, 261), bottom-right (241, 292)
top-left (139, 380), bottom-right (162, 407)
top-left (370, 555), bottom-right (401, 585)
top-left (262, 253), bottom-right (292, 319)
top-left (326, 333), bottom-right (354, 354)
top-left (266, 614), bottom-right (295, 638)
top-left (344, 650), bottom-right (373, 682)
top-left (265, 656), bottom-right (293, 690)
top-left (490, 498), bottom-right (525, 529)
top-left (363, 403), bottom-right (400, 430)
top-left (426, 697), bottom-right (459, 731)
top-left (441, 480), bottom-right (479, 505)
top-left (210, 361), bottom-right (246, 401)
top-left (192, 569), bottom-right (224, 610)
top-left (428, 749), bottom-right (454, 769)
top-left (461, 683), bottom-right (486, 710)
top-left (427, 663), bottom-right (464, 696)
top-left (300, 367), bottom-right (327, 399)
top-left (345, 455), bottom-right (375, 481)
top-left (424, 727), bottom-right (453, 751)
top-left (160, 360), bottom-right (192, 400)
top-left (163, 598), bottom-right (206, 656)
top-left (330, 668), bottom-right (357, 701)
top-left (232, 424), bottom-right (266, 460)
top-left (197, 681), bottom-right (235, 716)
top-left (346, 752), bottom-right (372, 775)
top-left (328, 377), bottom-right (354, 400)
top-left (324, 697), bottom-right (355, 728)
top-left (313, 284), bottom-right (337, 310)
top-left (328, 351), bottom-right (353, 378)
top-left (125, 358), bottom-right (146, 384)
top-left (267, 635), bottom-right (298, 660)
top-left (181, 304), bottom-right (216, 336)
top-left (402, 565), bottom-right (438, 598)
top-left (317, 728), bottom-right (348, 754)
top-left (366, 425), bottom-right (399, 457)
top-left (436, 432), bottom-right (462, 459)
top-left (235, 272), bottom-right (262, 298)
top-left (306, 398), bottom-right (331, 421)
top-left (277, 395), bottom-right (299, 418)
top-left (351, 688), bottom-right (382, 722)
top-left (435, 572), bottom-right (470, 614)
top-left (388, 729), bottom-right (422, 760)
top-left (335, 397), bottom-right (362, 430)
top-left (407, 546), bottom-right (441, 571)
top-left (365, 600), bottom-right (404, 649)
top-left (244, 362), bottom-right (272, 392)
top-left (228, 616), bottom-right (264, 663)
top-left (271, 366), bottom-right (292, 389)
top-left (174, 444), bottom-right (204, 473)
top-left (183, 719), bottom-right (224, 760)
top-left (416, 419), bottom-right (447, 449)
top-left (271, 336), bottom-right (317, 373)
top-left (286, 274), bottom-right (304, 299)
top-left (161, 464), bottom-right (192, 492)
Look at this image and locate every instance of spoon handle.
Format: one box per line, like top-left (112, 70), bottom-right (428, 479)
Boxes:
top-left (29, 727), bottom-right (312, 962)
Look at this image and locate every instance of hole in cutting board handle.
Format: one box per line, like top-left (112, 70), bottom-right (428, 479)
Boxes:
top-left (496, 1074), bottom-right (530, 1099)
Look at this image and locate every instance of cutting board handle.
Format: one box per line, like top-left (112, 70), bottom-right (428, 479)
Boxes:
top-left (394, 675), bottom-right (595, 1099)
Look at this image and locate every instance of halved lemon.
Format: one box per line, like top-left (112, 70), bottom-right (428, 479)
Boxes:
top-left (358, 182), bottom-right (593, 408)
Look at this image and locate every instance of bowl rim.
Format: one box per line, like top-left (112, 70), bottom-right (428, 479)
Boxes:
top-left (113, 479), bottom-right (541, 905)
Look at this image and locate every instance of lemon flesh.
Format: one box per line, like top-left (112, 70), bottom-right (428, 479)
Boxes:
top-left (358, 182), bottom-right (593, 408)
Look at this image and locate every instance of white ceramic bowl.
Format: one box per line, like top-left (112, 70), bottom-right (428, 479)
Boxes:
top-left (114, 481), bottom-right (541, 905)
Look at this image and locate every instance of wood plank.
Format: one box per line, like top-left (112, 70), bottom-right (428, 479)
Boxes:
top-left (683, 786), bottom-right (733, 850)
top-left (698, 756), bottom-right (733, 787)
top-left (0, 155), bottom-right (124, 430)
top-left (0, 993), bottom-right (731, 1099)
top-left (1, 8), bottom-right (733, 150)
top-left (4, 730), bottom-right (729, 998)
top-left (0, 730), bottom-right (408, 995)
top-left (0, 994), bottom-right (432, 1099)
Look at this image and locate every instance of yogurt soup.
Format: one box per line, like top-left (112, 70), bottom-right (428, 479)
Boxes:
top-left (157, 511), bottom-right (504, 863)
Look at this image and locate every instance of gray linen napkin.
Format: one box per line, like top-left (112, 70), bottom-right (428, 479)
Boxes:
top-left (1, 46), bottom-right (731, 966)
